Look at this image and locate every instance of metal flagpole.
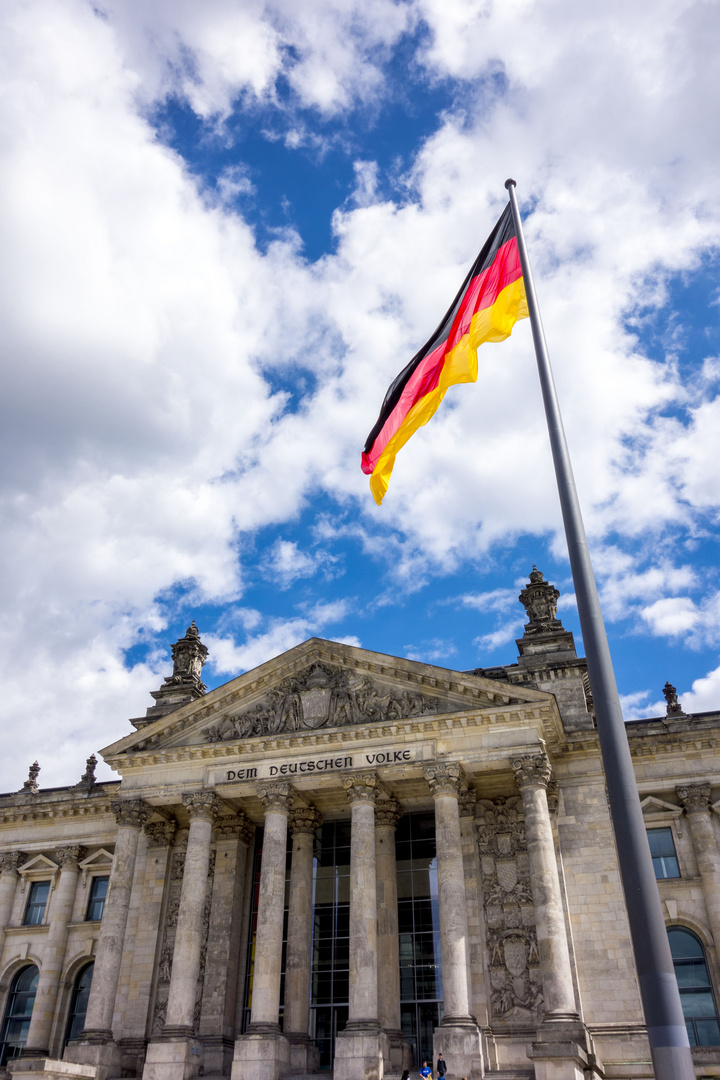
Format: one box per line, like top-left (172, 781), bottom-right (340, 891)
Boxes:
top-left (504, 178), bottom-right (695, 1080)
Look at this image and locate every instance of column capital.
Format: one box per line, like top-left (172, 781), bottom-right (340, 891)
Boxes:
top-left (375, 798), bottom-right (402, 830)
top-left (55, 845), bottom-right (88, 870)
top-left (511, 752), bottom-right (552, 790)
top-left (289, 805), bottom-right (323, 836)
top-left (144, 818), bottom-right (178, 847)
top-left (677, 783), bottom-right (712, 814)
top-left (257, 780), bottom-right (293, 814)
top-left (458, 787), bottom-right (477, 819)
top-left (0, 850), bottom-right (26, 874)
top-left (112, 798), bottom-right (154, 829)
top-left (424, 761), bottom-right (464, 799)
top-left (182, 791), bottom-right (222, 822)
top-left (343, 772), bottom-right (379, 805)
top-left (214, 811), bottom-right (254, 844)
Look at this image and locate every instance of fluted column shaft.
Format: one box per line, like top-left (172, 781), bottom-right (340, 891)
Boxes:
top-left (375, 800), bottom-right (403, 1033)
top-left (343, 774), bottom-right (380, 1026)
top-left (81, 799), bottom-right (153, 1039)
top-left (25, 846), bottom-right (86, 1055)
top-left (677, 785), bottom-right (720, 947)
top-left (284, 807), bottom-right (322, 1038)
top-left (511, 753), bottom-right (578, 1020)
top-left (0, 853), bottom-right (24, 954)
top-left (424, 764), bottom-right (473, 1023)
top-left (250, 782), bottom-right (293, 1030)
top-left (164, 793), bottom-right (221, 1035)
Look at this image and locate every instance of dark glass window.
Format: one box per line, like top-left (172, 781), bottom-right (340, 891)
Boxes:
top-left (669, 928), bottom-right (720, 1046)
top-left (24, 880), bottom-right (50, 925)
top-left (310, 821), bottom-right (351, 1070)
top-left (396, 812), bottom-right (443, 1067)
top-left (0, 965), bottom-right (39, 1065)
top-left (64, 963), bottom-right (94, 1046)
top-left (647, 828), bottom-right (680, 879)
top-left (86, 877), bottom-right (108, 921)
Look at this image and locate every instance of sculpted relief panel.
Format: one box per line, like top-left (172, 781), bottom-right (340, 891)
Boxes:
top-left (204, 662), bottom-right (441, 742)
top-left (476, 796), bottom-right (543, 1023)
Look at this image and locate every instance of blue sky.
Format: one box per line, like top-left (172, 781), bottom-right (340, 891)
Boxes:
top-left (1, 0), bottom-right (720, 788)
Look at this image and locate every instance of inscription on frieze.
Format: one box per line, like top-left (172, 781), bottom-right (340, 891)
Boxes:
top-left (208, 744), bottom-right (430, 787)
top-left (204, 662), bottom-right (441, 742)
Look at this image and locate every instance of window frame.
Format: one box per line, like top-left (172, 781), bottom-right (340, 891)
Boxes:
top-left (647, 826), bottom-right (681, 880)
top-left (23, 880), bottom-right (51, 926)
top-left (0, 964), bottom-right (39, 1065)
top-left (85, 875), bottom-right (109, 922)
top-left (668, 926), bottom-right (720, 1047)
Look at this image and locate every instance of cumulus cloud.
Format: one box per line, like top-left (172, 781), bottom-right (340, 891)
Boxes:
top-left (2, 0), bottom-right (720, 788)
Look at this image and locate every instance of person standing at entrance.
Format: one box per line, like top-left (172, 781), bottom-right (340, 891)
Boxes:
top-left (419, 1061), bottom-right (432, 1080)
top-left (436, 1054), bottom-right (446, 1078)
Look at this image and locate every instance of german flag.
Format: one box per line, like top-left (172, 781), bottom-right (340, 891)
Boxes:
top-left (361, 203), bottom-right (528, 504)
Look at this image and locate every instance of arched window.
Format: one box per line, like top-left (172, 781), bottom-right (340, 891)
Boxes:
top-left (64, 963), bottom-right (94, 1047)
top-left (668, 927), bottom-right (720, 1046)
top-left (0, 965), bottom-right (39, 1065)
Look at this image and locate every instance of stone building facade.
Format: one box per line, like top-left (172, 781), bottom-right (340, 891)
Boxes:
top-left (1, 572), bottom-right (720, 1080)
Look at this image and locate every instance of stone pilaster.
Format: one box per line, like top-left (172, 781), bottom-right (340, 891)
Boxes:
top-left (24, 846), bottom-right (86, 1057)
top-left (458, 788), bottom-right (489, 1027)
top-left (284, 806), bottom-right (322, 1072)
top-left (512, 754), bottom-right (592, 1080)
top-left (232, 782), bottom-right (293, 1080)
top-left (199, 813), bottom-right (254, 1077)
top-left (677, 784), bottom-right (720, 948)
top-left (143, 793), bottom-right (221, 1080)
top-left (0, 851), bottom-right (25, 955)
top-left (334, 774), bottom-right (389, 1080)
top-left (425, 763), bottom-right (483, 1080)
top-left (375, 799), bottom-right (412, 1073)
top-left (65, 799), bottom-right (153, 1080)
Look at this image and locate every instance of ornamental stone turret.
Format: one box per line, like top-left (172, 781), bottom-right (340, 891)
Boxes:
top-left (129, 621), bottom-right (208, 729)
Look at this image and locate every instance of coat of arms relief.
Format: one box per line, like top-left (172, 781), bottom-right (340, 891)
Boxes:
top-left (477, 796), bottom-right (543, 1022)
top-left (203, 662), bottom-right (442, 742)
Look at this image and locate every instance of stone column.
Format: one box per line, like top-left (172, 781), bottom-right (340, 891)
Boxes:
top-left (510, 754), bottom-right (578, 1021)
top-left (232, 782), bottom-right (292, 1080)
top-left (65, 798), bottom-right (153, 1080)
top-left (375, 799), bottom-right (412, 1073)
top-left (458, 788), bottom-right (488, 1028)
top-left (199, 813), bottom-right (254, 1077)
top-left (24, 846), bottom-right (86, 1057)
top-left (334, 773), bottom-right (388, 1080)
top-left (677, 784), bottom-right (720, 948)
top-left (424, 763), bottom-right (483, 1080)
top-left (284, 805), bottom-right (322, 1072)
top-left (512, 754), bottom-right (592, 1080)
top-left (0, 852), bottom-right (25, 953)
top-left (144, 792), bottom-right (220, 1080)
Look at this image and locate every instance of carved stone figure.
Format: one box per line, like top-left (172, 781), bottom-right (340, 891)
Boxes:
top-left (664, 681), bottom-right (685, 716)
top-left (204, 662), bottom-right (440, 742)
top-left (518, 567), bottom-right (562, 635)
top-left (166, 621), bottom-right (208, 689)
top-left (21, 761), bottom-right (40, 794)
top-left (477, 796), bottom-right (543, 1023)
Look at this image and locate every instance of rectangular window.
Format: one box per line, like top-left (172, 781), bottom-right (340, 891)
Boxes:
top-left (647, 827), bottom-right (680, 879)
top-left (24, 881), bottom-right (50, 926)
top-left (85, 876), bottom-right (109, 921)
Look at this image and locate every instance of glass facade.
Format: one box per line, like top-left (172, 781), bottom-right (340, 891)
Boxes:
top-left (668, 927), bottom-right (720, 1046)
top-left (86, 876), bottom-right (108, 921)
top-left (647, 828), bottom-right (680, 879)
top-left (24, 880), bottom-right (50, 926)
top-left (0, 965), bottom-right (39, 1065)
top-left (310, 820), bottom-right (350, 1069)
top-left (64, 963), bottom-right (94, 1045)
top-left (396, 812), bottom-right (443, 1066)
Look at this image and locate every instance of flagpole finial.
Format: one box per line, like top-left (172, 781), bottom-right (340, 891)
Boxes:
top-left (505, 178), bottom-right (516, 190)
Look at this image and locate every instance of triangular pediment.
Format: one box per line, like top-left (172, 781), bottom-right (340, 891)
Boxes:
top-left (19, 853), bottom-right (58, 875)
top-left (78, 848), bottom-right (114, 871)
top-left (102, 637), bottom-right (554, 762)
top-left (640, 795), bottom-right (682, 817)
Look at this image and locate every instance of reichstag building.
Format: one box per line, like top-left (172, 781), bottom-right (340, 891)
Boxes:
top-left (1, 569), bottom-right (719, 1080)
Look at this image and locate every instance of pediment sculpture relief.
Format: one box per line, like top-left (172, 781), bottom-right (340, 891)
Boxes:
top-left (204, 662), bottom-right (440, 742)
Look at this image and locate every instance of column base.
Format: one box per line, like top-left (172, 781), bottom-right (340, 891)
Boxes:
top-left (9, 1060), bottom-right (97, 1080)
top-left (382, 1029), bottom-right (413, 1073)
top-left (64, 1036), bottom-right (122, 1080)
top-left (528, 1019), bottom-right (604, 1080)
top-left (199, 1035), bottom-right (235, 1077)
top-left (231, 1028), bottom-right (290, 1080)
top-left (433, 1020), bottom-right (484, 1080)
top-left (284, 1032), bottom-right (320, 1073)
top-left (333, 1024), bottom-right (390, 1080)
top-left (117, 1038), bottom-right (148, 1078)
top-left (142, 1037), bottom-right (203, 1080)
